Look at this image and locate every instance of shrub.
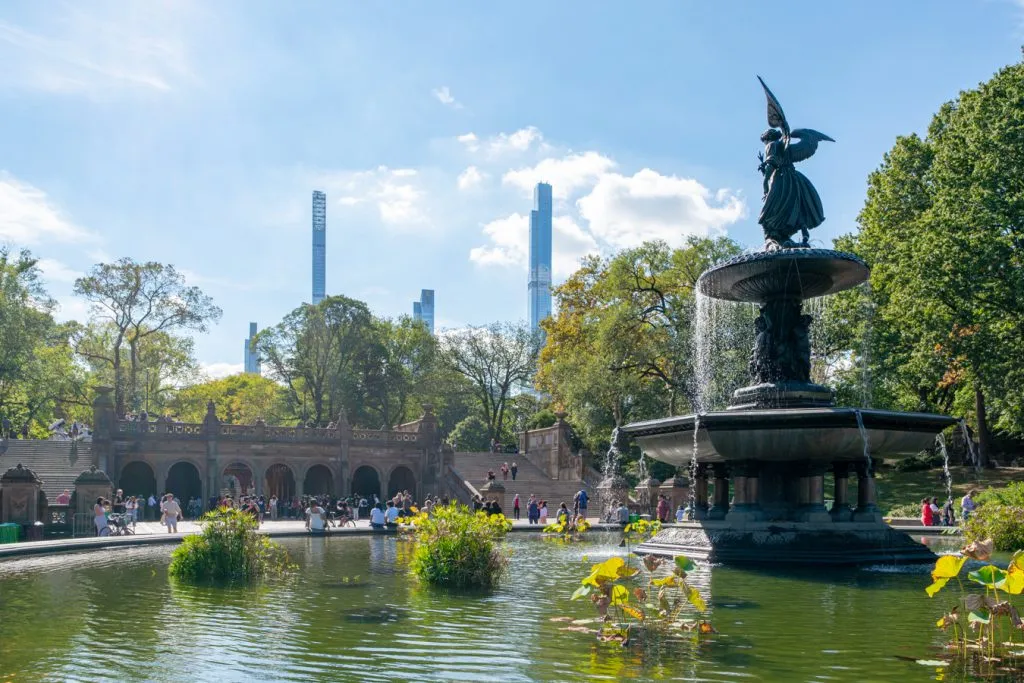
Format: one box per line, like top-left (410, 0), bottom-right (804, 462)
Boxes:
top-left (975, 481), bottom-right (1024, 507)
top-left (962, 503), bottom-right (1024, 552)
top-left (404, 504), bottom-right (511, 589)
top-left (449, 416), bottom-right (491, 452)
top-left (168, 507), bottom-right (293, 584)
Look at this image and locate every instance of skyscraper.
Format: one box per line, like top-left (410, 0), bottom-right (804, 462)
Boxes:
top-left (312, 190), bottom-right (326, 304)
top-left (243, 322), bottom-right (260, 374)
top-left (528, 182), bottom-right (553, 332)
top-left (412, 289), bottom-right (435, 334)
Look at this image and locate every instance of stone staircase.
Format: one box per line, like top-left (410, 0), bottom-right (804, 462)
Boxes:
top-left (0, 440), bottom-right (93, 502)
top-left (452, 452), bottom-right (593, 512)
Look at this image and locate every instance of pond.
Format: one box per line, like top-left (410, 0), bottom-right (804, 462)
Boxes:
top-left (0, 534), bottom-right (968, 681)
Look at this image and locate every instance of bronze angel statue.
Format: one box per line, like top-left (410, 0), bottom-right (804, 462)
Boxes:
top-left (756, 77), bottom-right (834, 249)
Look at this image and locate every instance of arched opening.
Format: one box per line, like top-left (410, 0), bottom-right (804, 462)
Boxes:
top-left (304, 464), bottom-right (334, 497)
top-left (166, 461), bottom-right (203, 512)
top-left (387, 465), bottom-right (417, 500)
top-left (119, 461), bottom-right (156, 499)
top-left (265, 463), bottom-right (296, 501)
top-left (351, 466), bottom-right (381, 500)
top-left (222, 462), bottom-right (254, 499)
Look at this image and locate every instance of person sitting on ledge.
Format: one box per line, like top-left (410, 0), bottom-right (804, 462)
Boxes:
top-left (369, 503), bottom-right (386, 529)
top-left (488, 499), bottom-right (503, 517)
top-left (615, 501), bottom-right (630, 526)
top-left (385, 500), bottom-right (400, 528)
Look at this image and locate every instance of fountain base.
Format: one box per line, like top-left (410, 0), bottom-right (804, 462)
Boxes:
top-left (729, 381), bottom-right (834, 410)
top-left (637, 521), bottom-right (936, 565)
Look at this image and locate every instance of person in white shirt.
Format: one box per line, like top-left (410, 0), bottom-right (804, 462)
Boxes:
top-left (306, 502), bottom-right (325, 533)
top-left (160, 494), bottom-right (182, 533)
top-left (676, 503), bottom-right (686, 523)
top-left (269, 495), bottom-right (278, 521)
top-left (385, 502), bottom-right (400, 528)
top-left (147, 494), bottom-right (158, 521)
top-left (370, 504), bottom-right (386, 529)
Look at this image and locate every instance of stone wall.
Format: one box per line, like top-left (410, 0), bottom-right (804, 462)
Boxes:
top-left (518, 412), bottom-right (582, 481)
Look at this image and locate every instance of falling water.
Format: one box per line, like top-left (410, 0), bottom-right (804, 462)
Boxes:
top-left (693, 292), bottom-right (714, 413)
top-left (687, 414), bottom-right (701, 518)
top-left (604, 426), bottom-right (622, 478)
top-left (935, 432), bottom-right (953, 502)
top-left (859, 281), bottom-right (874, 408)
top-left (854, 409), bottom-right (872, 473)
top-left (958, 418), bottom-right (980, 471)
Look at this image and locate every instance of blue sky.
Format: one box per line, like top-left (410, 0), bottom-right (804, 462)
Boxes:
top-left (0, 0), bottom-right (1021, 377)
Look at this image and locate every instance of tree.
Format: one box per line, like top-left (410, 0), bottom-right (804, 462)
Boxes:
top-left (169, 374), bottom-right (291, 424)
top-left (73, 259), bottom-right (221, 416)
top-left (842, 59), bottom-right (1024, 463)
top-left (255, 296), bottom-right (374, 426)
top-left (0, 249), bottom-right (88, 434)
top-left (448, 415), bottom-right (491, 452)
top-left (440, 322), bottom-right (541, 443)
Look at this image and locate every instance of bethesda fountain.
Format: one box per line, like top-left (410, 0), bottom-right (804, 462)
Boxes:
top-left (620, 79), bottom-right (956, 564)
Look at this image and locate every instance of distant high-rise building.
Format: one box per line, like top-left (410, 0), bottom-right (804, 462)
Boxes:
top-left (312, 190), bottom-right (326, 304)
top-left (412, 289), bottom-right (435, 334)
top-left (243, 322), bottom-right (260, 374)
top-left (528, 182), bottom-right (553, 332)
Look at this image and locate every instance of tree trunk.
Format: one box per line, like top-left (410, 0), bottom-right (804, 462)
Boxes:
top-left (975, 385), bottom-right (992, 468)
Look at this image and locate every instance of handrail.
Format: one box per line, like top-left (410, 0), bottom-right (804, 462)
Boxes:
top-left (445, 465), bottom-right (479, 506)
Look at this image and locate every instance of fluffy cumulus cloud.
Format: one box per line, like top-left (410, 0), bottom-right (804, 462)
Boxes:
top-left (456, 165), bottom-right (486, 190)
top-left (578, 169), bottom-right (746, 249)
top-left (201, 362), bottom-right (244, 379)
top-left (457, 126), bottom-right (546, 157)
top-left (466, 128), bottom-right (746, 276)
top-left (0, 172), bottom-right (94, 245)
top-left (331, 166), bottom-right (428, 227)
top-left (35, 257), bottom-right (81, 283)
top-left (503, 151), bottom-right (616, 199)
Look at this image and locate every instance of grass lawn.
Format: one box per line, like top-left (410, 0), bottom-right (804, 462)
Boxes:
top-left (873, 465), bottom-right (1024, 515)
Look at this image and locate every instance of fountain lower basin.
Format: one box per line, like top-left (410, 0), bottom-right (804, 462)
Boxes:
top-left (623, 408), bottom-right (957, 468)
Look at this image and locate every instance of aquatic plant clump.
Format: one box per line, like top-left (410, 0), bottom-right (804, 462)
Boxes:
top-left (168, 507), bottom-right (293, 584)
top-left (403, 504), bottom-right (512, 589)
top-left (963, 504), bottom-right (1024, 552)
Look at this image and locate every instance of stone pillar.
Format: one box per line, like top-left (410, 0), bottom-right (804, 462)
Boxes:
top-left (726, 460), bottom-right (764, 523)
top-left (852, 461), bottom-right (882, 523)
top-left (707, 464), bottom-right (730, 520)
top-left (798, 462), bottom-right (831, 523)
top-left (91, 386), bottom-right (116, 472)
top-left (831, 462), bottom-right (853, 522)
top-left (203, 400), bottom-right (220, 505)
top-left (692, 464), bottom-right (710, 521)
top-left (658, 475), bottom-right (690, 517)
top-left (1, 464), bottom-right (43, 525)
top-left (596, 475), bottom-right (631, 521)
top-left (337, 409), bottom-right (351, 497)
top-left (478, 479), bottom-right (506, 516)
top-left (73, 466), bottom-right (113, 516)
top-left (156, 468), bottom-right (167, 497)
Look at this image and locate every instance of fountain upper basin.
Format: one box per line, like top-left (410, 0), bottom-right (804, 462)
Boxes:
top-left (697, 248), bottom-right (869, 303)
top-left (622, 408), bottom-right (956, 468)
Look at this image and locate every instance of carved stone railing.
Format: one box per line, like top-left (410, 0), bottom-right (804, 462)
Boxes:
top-left (117, 421), bottom-right (204, 437)
top-left (350, 429), bottom-right (422, 444)
top-left (114, 420), bottom-right (420, 446)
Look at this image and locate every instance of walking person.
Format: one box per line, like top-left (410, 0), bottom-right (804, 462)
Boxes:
top-left (501, 462), bottom-right (509, 481)
top-left (513, 493), bottom-right (520, 521)
top-left (510, 462), bottom-right (518, 481)
top-left (527, 495), bottom-right (539, 525)
top-left (94, 497), bottom-right (110, 537)
top-left (575, 488), bottom-right (589, 520)
top-left (539, 500), bottom-right (548, 525)
top-left (961, 490), bottom-right (977, 521)
top-left (161, 493), bottom-right (182, 533)
top-left (920, 497), bottom-right (934, 527)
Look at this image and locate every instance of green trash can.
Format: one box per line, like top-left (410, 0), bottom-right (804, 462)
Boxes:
top-left (0, 522), bottom-right (20, 544)
top-left (628, 514), bottom-right (640, 524)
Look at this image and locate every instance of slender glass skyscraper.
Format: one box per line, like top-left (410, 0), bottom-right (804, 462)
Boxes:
top-left (528, 182), bottom-right (553, 332)
top-left (312, 190), bottom-right (326, 304)
top-left (243, 322), bottom-right (260, 374)
top-left (413, 289), bottom-right (435, 334)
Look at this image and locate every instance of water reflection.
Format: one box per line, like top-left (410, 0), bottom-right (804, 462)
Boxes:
top-left (0, 535), bottom-right (961, 682)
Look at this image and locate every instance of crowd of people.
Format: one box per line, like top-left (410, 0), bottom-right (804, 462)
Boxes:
top-left (920, 490), bottom-right (976, 527)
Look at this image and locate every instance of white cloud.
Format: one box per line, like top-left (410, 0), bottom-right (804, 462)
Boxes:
top-left (457, 166), bottom-right (486, 190)
top-left (457, 127), bottom-right (546, 157)
top-left (0, 5), bottom-right (196, 96)
top-left (53, 297), bottom-right (91, 323)
top-left (201, 362), bottom-right (244, 380)
top-left (331, 166), bottom-right (429, 227)
top-left (468, 213), bottom-right (598, 278)
top-left (0, 172), bottom-right (94, 246)
top-left (577, 169), bottom-right (746, 249)
top-left (503, 151), bottom-right (617, 198)
top-left (432, 85), bottom-right (462, 108)
top-left (36, 258), bottom-right (81, 284)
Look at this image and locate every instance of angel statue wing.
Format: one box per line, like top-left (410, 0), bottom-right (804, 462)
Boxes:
top-left (789, 128), bottom-right (835, 143)
top-left (757, 76), bottom-right (789, 138)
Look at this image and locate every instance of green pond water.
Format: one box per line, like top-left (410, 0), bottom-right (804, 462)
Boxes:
top-left (0, 534), bottom-right (980, 682)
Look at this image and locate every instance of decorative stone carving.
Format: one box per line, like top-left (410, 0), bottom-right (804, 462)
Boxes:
top-left (1, 463), bottom-right (44, 524)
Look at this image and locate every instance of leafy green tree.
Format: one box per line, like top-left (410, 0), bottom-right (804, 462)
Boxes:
top-left (440, 322), bottom-right (541, 443)
top-left (73, 259), bottom-right (221, 416)
top-left (448, 415), bottom-right (491, 452)
top-left (168, 373), bottom-right (291, 424)
top-left (841, 59), bottom-right (1024, 463)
